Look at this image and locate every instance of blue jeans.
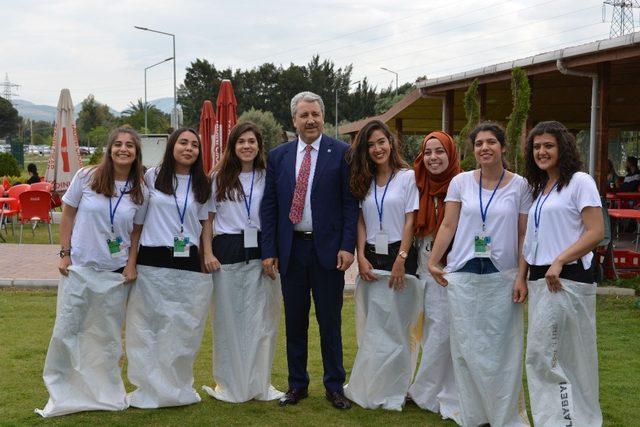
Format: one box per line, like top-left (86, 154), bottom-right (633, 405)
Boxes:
top-left (456, 257), bottom-right (498, 275)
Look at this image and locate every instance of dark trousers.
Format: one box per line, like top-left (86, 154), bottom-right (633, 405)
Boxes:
top-left (456, 257), bottom-right (499, 274)
top-left (529, 259), bottom-right (595, 284)
top-left (281, 235), bottom-right (345, 393)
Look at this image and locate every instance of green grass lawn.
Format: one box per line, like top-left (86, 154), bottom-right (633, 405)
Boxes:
top-left (0, 290), bottom-right (638, 426)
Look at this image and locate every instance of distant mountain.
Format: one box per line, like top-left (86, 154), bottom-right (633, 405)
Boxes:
top-left (147, 97), bottom-right (174, 115)
top-left (13, 100), bottom-right (57, 122)
top-left (12, 97), bottom-right (175, 121)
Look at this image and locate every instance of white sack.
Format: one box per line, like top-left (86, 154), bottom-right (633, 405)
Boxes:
top-left (526, 278), bottom-right (602, 427)
top-left (202, 259), bottom-right (283, 403)
top-left (446, 271), bottom-right (530, 427)
top-left (35, 266), bottom-right (128, 417)
top-left (409, 243), bottom-right (461, 424)
top-left (345, 270), bottom-right (424, 411)
top-left (125, 265), bottom-right (212, 408)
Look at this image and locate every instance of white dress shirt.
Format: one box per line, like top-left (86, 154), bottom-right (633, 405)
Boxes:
top-left (293, 136), bottom-right (321, 232)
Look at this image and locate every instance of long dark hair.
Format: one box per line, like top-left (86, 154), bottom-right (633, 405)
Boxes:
top-left (524, 120), bottom-right (582, 199)
top-left (346, 119), bottom-right (409, 200)
top-left (155, 128), bottom-right (211, 204)
top-left (90, 127), bottom-right (145, 204)
top-left (213, 122), bottom-right (266, 202)
top-left (469, 121), bottom-right (509, 169)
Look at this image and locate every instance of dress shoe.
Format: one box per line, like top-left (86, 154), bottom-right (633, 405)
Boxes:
top-left (279, 388), bottom-right (308, 406)
top-left (325, 390), bottom-right (352, 410)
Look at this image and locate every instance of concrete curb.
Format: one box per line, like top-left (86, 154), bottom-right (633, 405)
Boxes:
top-left (596, 286), bottom-right (636, 296)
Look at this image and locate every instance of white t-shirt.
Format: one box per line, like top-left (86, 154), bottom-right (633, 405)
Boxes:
top-left (524, 172), bottom-right (602, 269)
top-left (62, 167), bottom-right (149, 271)
top-left (211, 170), bottom-right (265, 234)
top-left (362, 169), bottom-right (419, 244)
top-left (140, 167), bottom-right (211, 248)
top-left (444, 171), bottom-right (532, 272)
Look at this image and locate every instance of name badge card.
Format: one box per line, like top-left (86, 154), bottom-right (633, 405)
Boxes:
top-left (107, 234), bottom-right (125, 258)
top-left (375, 231), bottom-right (389, 255)
top-left (173, 235), bottom-right (190, 257)
top-left (474, 233), bottom-right (492, 258)
top-left (244, 224), bottom-right (258, 248)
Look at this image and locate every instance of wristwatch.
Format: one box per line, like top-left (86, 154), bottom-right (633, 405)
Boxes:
top-left (59, 248), bottom-right (71, 258)
top-left (397, 250), bottom-right (408, 260)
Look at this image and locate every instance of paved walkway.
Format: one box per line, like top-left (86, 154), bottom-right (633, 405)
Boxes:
top-left (0, 243), bottom-right (634, 296)
top-left (0, 244), bottom-right (359, 290)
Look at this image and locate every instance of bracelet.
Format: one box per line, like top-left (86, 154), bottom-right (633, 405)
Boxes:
top-left (59, 248), bottom-right (71, 258)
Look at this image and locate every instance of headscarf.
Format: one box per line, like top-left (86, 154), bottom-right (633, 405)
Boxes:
top-left (413, 131), bottom-right (461, 237)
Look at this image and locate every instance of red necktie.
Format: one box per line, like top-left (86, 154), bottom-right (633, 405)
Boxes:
top-left (289, 145), bottom-right (313, 224)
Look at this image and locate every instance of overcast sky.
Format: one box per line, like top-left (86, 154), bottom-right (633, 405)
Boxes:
top-left (2, 0), bottom-right (617, 111)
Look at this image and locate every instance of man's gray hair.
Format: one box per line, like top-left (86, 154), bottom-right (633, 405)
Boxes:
top-left (290, 91), bottom-right (325, 118)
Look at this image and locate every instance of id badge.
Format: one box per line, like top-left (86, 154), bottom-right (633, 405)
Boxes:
top-left (173, 235), bottom-right (190, 258)
top-left (375, 231), bottom-right (389, 255)
top-left (244, 224), bottom-right (258, 248)
top-left (107, 235), bottom-right (125, 258)
top-left (474, 233), bottom-right (491, 258)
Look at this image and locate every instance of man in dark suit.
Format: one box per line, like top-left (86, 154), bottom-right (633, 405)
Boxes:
top-left (260, 91), bottom-right (358, 409)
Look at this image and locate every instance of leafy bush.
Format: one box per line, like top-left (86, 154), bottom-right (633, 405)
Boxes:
top-left (0, 153), bottom-right (20, 176)
top-left (237, 108), bottom-right (283, 153)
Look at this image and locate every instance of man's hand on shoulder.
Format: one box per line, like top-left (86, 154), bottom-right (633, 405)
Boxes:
top-left (336, 250), bottom-right (354, 272)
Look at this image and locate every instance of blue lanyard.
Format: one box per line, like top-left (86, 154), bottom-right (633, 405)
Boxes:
top-left (479, 168), bottom-right (505, 231)
top-left (374, 172), bottom-right (395, 230)
top-left (173, 174), bottom-right (191, 233)
top-left (108, 179), bottom-right (129, 233)
top-left (534, 181), bottom-right (558, 231)
top-left (242, 169), bottom-right (255, 223)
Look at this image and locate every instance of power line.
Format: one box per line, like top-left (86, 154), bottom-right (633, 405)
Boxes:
top-left (603, 1), bottom-right (640, 37)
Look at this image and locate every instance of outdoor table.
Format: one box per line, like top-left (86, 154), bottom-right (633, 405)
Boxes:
top-left (605, 192), bottom-right (640, 209)
top-left (608, 208), bottom-right (640, 251)
top-left (0, 196), bottom-right (17, 243)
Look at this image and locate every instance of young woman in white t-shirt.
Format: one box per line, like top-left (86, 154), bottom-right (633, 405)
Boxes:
top-left (349, 119), bottom-right (419, 287)
top-left (37, 127), bottom-right (148, 417)
top-left (345, 119), bottom-right (420, 410)
top-left (519, 121), bottom-right (604, 426)
top-left (126, 128), bottom-right (213, 409)
top-left (408, 131), bottom-right (461, 421)
top-left (200, 122), bottom-right (283, 403)
top-left (427, 122), bottom-right (531, 427)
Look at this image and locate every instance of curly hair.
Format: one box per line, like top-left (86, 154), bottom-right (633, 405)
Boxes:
top-left (524, 120), bottom-right (582, 199)
top-left (213, 122), bottom-right (266, 202)
top-left (346, 119), bottom-right (409, 200)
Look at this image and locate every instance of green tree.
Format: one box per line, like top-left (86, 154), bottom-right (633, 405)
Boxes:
top-left (505, 67), bottom-right (531, 172)
top-left (457, 78), bottom-right (480, 160)
top-left (178, 59), bottom-right (223, 128)
top-left (0, 152), bottom-right (20, 176)
top-left (76, 95), bottom-right (116, 144)
top-left (120, 99), bottom-right (171, 133)
top-left (237, 108), bottom-right (283, 153)
top-left (0, 96), bottom-right (20, 138)
top-left (86, 125), bottom-right (109, 149)
top-left (374, 82), bottom-right (413, 114)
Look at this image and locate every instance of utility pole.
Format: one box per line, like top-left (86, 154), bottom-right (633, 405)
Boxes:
top-left (603, 1), bottom-right (640, 37)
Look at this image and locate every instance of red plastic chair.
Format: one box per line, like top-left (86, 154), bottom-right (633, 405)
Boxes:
top-left (18, 190), bottom-right (52, 244)
top-left (30, 181), bottom-right (52, 192)
top-left (2, 184), bottom-right (31, 235)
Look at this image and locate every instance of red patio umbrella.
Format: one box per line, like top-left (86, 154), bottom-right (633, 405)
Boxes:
top-left (212, 79), bottom-right (237, 168)
top-left (198, 100), bottom-right (216, 174)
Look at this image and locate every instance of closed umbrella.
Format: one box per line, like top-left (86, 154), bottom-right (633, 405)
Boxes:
top-left (45, 89), bottom-right (83, 193)
top-left (212, 79), bottom-right (237, 168)
top-left (198, 100), bottom-right (216, 174)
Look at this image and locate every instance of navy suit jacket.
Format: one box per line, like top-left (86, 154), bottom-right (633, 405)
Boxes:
top-left (260, 134), bottom-right (358, 274)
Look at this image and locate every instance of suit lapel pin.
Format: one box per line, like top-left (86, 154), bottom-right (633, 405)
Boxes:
top-left (327, 148), bottom-right (332, 153)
